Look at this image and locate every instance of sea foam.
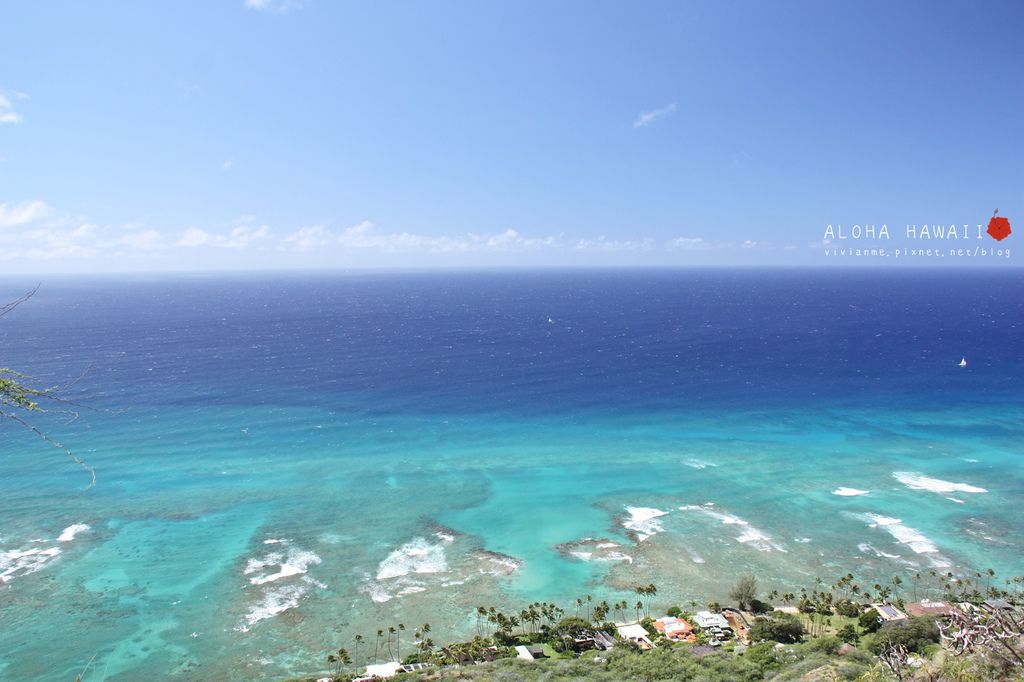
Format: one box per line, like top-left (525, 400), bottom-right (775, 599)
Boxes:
top-left (241, 582), bottom-right (310, 628)
top-left (57, 524), bottom-right (91, 542)
top-left (246, 547), bottom-right (322, 585)
top-left (832, 487), bottom-right (869, 497)
top-left (623, 506), bottom-right (669, 542)
top-left (0, 546), bottom-right (62, 584)
top-left (238, 541), bottom-right (323, 630)
top-left (679, 503), bottom-right (786, 552)
top-left (376, 537), bottom-right (450, 580)
top-left (860, 513), bottom-right (951, 569)
top-left (893, 471), bottom-right (987, 495)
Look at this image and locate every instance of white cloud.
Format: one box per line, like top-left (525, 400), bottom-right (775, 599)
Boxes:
top-left (741, 239), bottom-right (758, 249)
top-left (218, 223), bottom-right (270, 248)
top-left (0, 90), bottom-right (27, 125)
top-left (666, 236), bottom-right (738, 250)
top-left (633, 103), bottom-right (677, 129)
top-left (574, 236), bottom-right (654, 252)
top-left (0, 200), bottom-right (51, 227)
top-left (177, 227), bottom-right (211, 247)
top-left (244, 0), bottom-right (301, 12)
top-left (281, 222), bottom-right (560, 254)
top-left (177, 223), bottom-right (270, 248)
top-left (667, 237), bottom-right (711, 250)
top-left (119, 229), bottom-right (164, 251)
top-left (221, 158), bottom-right (234, 171)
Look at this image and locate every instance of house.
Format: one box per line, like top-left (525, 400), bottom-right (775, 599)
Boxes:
top-left (983, 598), bottom-right (1013, 613)
top-left (693, 610), bottom-right (733, 640)
top-left (653, 616), bottom-right (696, 643)
top-left (616, 623), bottom-right (655, 649)
top-left (401, 663), bottom-right (430, 673)
top-left (514, 644), bottom-right (546, 661)
top-left (871, 603), bottom-right (908, 623)
top-left (593, 630), bottom-right (617, 650)
top-left (572, 635), bottom-right (596, 651)
top-left (904, 599), bottom-right (954, 618)
top-left (353, 661), bottom-right (403, 680)
top-left (694, 611), bottom-right (730, 630)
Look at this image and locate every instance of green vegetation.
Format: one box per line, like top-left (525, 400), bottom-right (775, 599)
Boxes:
top-left (377, 640), bottom-right (876, 681)
top-left (729, 574), bottom-right (758, 611)
top-left (302, 565), bottom-right (1024, 682)
top-left (866, 617), bottom-right (940, 655)
top-left (748, 611), bottom-right (805, 644)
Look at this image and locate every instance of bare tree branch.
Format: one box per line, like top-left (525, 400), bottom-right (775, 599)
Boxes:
top-left (0, 284), bottom-right (40, 319)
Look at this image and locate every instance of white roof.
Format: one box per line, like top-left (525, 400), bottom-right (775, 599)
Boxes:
top-left (694, 611), bottom-right (729, 628)
top-left (363, 661), bottom-right (403, 679)
top-left (515, 645), bottom-right (535, 660)
top-left (617, 623), bottom-right (650, 639)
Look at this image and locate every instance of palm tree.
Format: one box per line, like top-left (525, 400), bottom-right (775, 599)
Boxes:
top-left (586, 594), bottom-right (593, 622)
top-left (397, 623), bottom-right (405, 661)
top-left (353, 635), bottom-right (363, 664)
top-left (336, 648), bottom-right (351, 673)
top-left (575, 597), bottom-right (583, 618)
top-left (892, 575), bottom-right (903, 602)
top-left (387, 626), bottom-right (396, 660)
top-left (635, 600), bottom-right (643, 622)
top-left (646, 583), bottom-right (657, 616)
top-left (476, 606), bottom-right (486, 636)
top-left (327, 653), bottom-right (338, 675)
top-left (375, 629), bottom-right (384, 662)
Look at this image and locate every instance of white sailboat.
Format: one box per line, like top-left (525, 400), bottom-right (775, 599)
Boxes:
top-left (958, 356), bottom-right (967, 368)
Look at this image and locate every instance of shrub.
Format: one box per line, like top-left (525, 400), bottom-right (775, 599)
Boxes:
top-left (837, 623), bottom-right (859, 644)
top-left (743, 642), bottom-right (779, 668)
top-left (868, 616), bottom-right (940, 654)
top-left (806, 635), bottom-right (842, 655)
top-left (666, 605), bottom-right (682, 617)
top-left (858, 609), bottom-right (881, 633)
top-left (749, 612), bottom-right (805, 644)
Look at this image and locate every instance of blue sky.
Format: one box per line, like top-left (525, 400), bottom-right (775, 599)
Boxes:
top-left (1, 0), bottom-right (1021, 272)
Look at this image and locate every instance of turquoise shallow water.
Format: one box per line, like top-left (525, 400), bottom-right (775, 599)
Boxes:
top-left (0, 271), bottom-right (1022, 679)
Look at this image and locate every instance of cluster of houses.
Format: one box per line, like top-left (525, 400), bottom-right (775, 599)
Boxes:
top-left (616, 609), bottom-right (739, 650)
top-left (332, 598), bottom-right (1019, 681)
top-left (868, 597), bottom-right (1017, 625)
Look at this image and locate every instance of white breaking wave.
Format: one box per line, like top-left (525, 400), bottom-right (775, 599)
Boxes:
top-left (623, 506), bottom-right (669, 542)
top-left (860, 513), bottom-right (951, 568)
top-left (570, 549), bottom-right (633, 564)
top-left (893, 471), bottom-right (987, 495)
top-left (241, 581), bottom-right (310, 629)
top-left (0, 546), bottom-right (62, 584)
top-left (376, 537), bottom-right (449, 580)
top-left (238, 540), bottom-right (323, 630)
top-left (679, 503), bottom-right (786, 552)
top-left (832, 487), bottom-right (870, 497)
top-left (246, 547), bottom-right (322, 585)
top-left (684, 458), bottom-right (718, 470)
top-left (57, 524), bottom-right (91, 542)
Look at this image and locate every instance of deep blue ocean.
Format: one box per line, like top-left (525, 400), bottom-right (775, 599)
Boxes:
top-left (1, 269), bottom-right (1022, 680)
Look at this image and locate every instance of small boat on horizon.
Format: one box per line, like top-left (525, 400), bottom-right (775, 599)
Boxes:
top-left (958, 356), bottom-right (967, 368)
